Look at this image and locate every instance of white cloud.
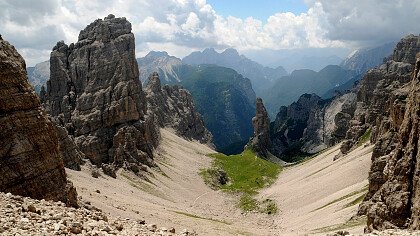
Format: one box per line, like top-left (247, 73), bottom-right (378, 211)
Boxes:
top-left (0, 0), bottom-right (418, 66)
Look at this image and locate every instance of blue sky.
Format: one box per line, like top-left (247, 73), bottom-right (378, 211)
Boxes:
top-left (207, 0), bottom-right (309, 21)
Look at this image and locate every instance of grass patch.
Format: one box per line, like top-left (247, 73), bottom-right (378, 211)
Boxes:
top-left (312, 186), bottom-right (369, 212)
top-left (343, 192), bottom-right (367, 208)
top-left (304, 163), bottom-right (335, 179)
top-left (261, 198), bottom-right (278, 215)
top-left (202, 149), bottom-right (281, 214)
top-left (313, 216), bottom-right (367, 233)
top-left (171, 210), bottom-right (231, 225)
top-left (238, 194), bottom-right (258, 211)
top-left (208, 149), bottom-right (281, 193)
top-left (357, 128), bottom-right (372, 146)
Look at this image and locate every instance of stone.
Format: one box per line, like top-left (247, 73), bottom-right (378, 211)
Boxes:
top-left (0, 37), bottom-right (78, 207)
top-left (245, 97), bottom-right (271, 157)
top-left (363, 36), bottom-right (420, 231)
top-left (43, 16), bottom-right (159, 174)
top-left (145, 72), bottom-right (212, 144)
top-left (102, 164), bottom-right (117, 178)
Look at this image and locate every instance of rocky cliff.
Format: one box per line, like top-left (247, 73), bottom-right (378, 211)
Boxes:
top-left (246, 98), bottom-right (271, 157)
top-left (43, 15), bottom-right (158, 175)
top-left (0, 37), bottom-right (77, 207)
top-left (358, 35), bottom-right (420, 231)
top-left (269, 91), bottom-right (357, 162)
top-left (145, 72), bottom-right (212, 144)
top-left (340, 35), bottom-right (418, 155)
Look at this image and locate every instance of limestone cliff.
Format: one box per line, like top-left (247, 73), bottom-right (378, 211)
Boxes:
top-left (340, 35), bottom-right (418, 155)
top-left (145, 72), bottom-right (212, 144)
top-left (362, 36), bottom-right (420, 231)
top-left (0, 37), bottom-right (77, 207)
top-left (44, 15), bottom-right (158, 174)
top-left (246, 98), bottom-right (271, 157)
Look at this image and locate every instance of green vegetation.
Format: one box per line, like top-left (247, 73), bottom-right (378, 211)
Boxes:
top-left (208, 149), bottom-right (281, 193)
top-left (312, 186), bottom-right (369, 212)
top-left (172, 210), bottom-right (231, 225)
top-left (344, 192), bottom-right (367, 208)
top-left (201, 149), bottom-right (281, 214)
top-left (313, 216), bottom-right (367, 233)
top-left (238, 194), bottom-right (258, 211)
top-left (357, 127), bottom-right (372, 146)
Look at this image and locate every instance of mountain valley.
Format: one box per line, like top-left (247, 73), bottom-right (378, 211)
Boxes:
top-left (1, 6), bottom-right (420, 236)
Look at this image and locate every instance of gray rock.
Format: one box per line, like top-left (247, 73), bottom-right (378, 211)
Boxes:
top-left (246, 98), bottom-right (271, 157)
top-left (145, 72), bottom-right (212, 144)
top-left (43, 16), bottom-right (158, 172)
top-left (0, 37), bottom-right (78, 207)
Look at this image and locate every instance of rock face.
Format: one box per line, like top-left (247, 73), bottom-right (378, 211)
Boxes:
top-left (362, 36), bottom-right (420, 231)
top-left (0, 37), bottom-right (77, 207)
top-left (269, 91), bottom-right (357, 162)
top-left (145, 72), bottom-right (212, 144)
top-left (137, 51), bottom-right (182, 84)
top-left (43, 15), bottom-right (158, 173)
top-left (246, 98), bottom-right (271, 157)
top-left (340, 36), bottom-right (418, 155)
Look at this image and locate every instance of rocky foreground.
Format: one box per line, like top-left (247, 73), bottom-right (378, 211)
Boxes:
top-left (0, 192), bottom-right (196, 236)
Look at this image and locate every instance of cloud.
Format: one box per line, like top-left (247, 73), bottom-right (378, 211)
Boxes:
top-left (0, 0), bottom-right (418, 66)
top-left (311, 0), bottom-right (420, 46)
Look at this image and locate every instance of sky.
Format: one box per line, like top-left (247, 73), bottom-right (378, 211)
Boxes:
top-left (1, 0), bottom-right (419, 66)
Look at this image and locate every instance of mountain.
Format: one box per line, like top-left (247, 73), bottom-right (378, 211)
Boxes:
top-left (27, 60), bottom-right (49, 93)
top-left (137, 51), bottom-right (182, 84)
top-left (174, 64), bottom-right (256, 153)
top-left (0, 37), bottom-right (77, 207)
top-left (341, 42), bottom-right (396, 74)
top-left (137, 51), bottom-right (257, 154)
top-left (311, 35), bottom-right (420, 231)
top-left (145, 72), bottom-right (212, 144)
top-left (43, 15), bottom-right (212, 177)
top-left (182, 48), bottom-right (287, 92)
top-left (262, 65), bottom-right (357, 117)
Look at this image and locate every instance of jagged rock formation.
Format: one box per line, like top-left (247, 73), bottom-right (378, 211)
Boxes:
top-left (43, 15), bottom-right (158, 174)
top-left (54, 122), bottom-right (84, 171)
top-left (359, 35), bottom-right (420, 231)
top-left (145, 72), bottom-right (212, 144)
top-left (137, 51), bottom-right (182, 84)
top-left (269, 92), bottom-right (357, 162)
top-left (340, 35), bottom-right (418, 155)
top-left (0, 37), bottom-right (77, 207)
top-left (246, 98), bottom-right (271, 156)
top-left (26, 60), bottom-right (50, 93)
top-left (271, 94), bottom-right (323, 159)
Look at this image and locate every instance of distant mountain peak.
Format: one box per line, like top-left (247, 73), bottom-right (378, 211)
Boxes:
top-left (222, 48), bottom-right (240, 57)
top-left (182, 47), bottom-right (287, 93)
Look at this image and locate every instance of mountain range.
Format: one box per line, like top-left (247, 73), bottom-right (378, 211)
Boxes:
top-left (182, 48), bottom-right (287, 93)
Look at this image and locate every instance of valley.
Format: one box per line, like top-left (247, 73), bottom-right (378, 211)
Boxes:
top-left (1, 3), bottom-right (420, 235)
top-left (66, 129), bottom-right (373, 235)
